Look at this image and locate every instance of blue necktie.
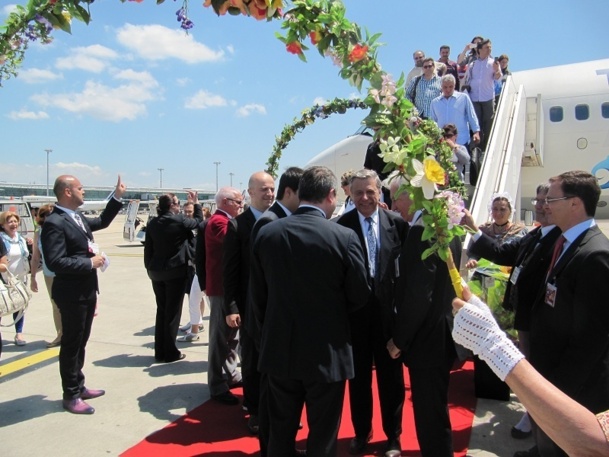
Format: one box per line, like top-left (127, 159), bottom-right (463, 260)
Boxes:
top-left (366, 217), bottom-right (377, 278)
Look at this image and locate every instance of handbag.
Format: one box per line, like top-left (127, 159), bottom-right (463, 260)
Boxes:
top-left (0, 271), bottom-right (32, 326)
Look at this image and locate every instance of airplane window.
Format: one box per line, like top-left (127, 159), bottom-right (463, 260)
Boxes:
top-left (575, 104), bottom-right (589, 121)
top-left (602, 102), bottom-right (609, 119)
top-left (549, 106), bottom-right (563, 122)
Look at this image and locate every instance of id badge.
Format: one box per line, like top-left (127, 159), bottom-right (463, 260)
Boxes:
top-left (88, 241), bottom-right (100, 255)
top-left (510, 266), bottom-right (521, 285)
top-left (545, 283), bottom-right (557, 307)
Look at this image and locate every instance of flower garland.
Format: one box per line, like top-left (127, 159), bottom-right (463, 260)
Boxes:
top-left (266, 97), bottom-right (367, 178)
top-left (1, 0), bottom-right (469, 296)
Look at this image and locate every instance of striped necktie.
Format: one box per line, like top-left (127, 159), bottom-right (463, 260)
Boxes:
top-left (366, 216), bottom-right (377, 278)
top-left (74, 213), bottom-right (87, 232)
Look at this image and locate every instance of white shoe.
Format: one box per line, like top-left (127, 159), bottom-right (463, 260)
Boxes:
top-left (179, 323), bottom-right (191, 333)
top-left (177, 332), bottom-right (200, 342)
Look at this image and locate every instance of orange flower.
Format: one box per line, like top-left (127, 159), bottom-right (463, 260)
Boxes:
top-left (309, 30), bottom-right (322, 45)
top-left (286, 41), bottom-right (303, 55)
top-left (348, 44), bottom-right (368, 63)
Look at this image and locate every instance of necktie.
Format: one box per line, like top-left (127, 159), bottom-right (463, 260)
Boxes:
top-left (74, 213), bottom-right (87, 232)
top-left (547, 235), bottom-right (566, 276)
top-left (366, 217), bottom-right (377, 278)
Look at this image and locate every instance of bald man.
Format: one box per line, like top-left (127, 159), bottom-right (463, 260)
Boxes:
top-left (41, 175), bottom-right (126, 415)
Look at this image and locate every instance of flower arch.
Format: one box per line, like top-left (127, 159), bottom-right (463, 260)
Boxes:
top-left (266, 97), bottom-right (367, 178)
top-left (1, 0), bottom-right (468, 297)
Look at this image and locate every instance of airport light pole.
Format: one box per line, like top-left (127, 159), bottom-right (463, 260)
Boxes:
top-left (157, 168), bottom-right (164, 189)
top-left (214, 161), bottom-right (221, 192)
top-left (44, 149), bottom-right (52, 196)
top-left (229, 172), bottom-right (234, 187)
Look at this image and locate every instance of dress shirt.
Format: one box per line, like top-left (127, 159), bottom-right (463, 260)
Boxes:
top-left (249, 206), bottom-right (263, 221)
top-left (276, 201), bottom-right (292, 216)
top-left (557, 219), bottom-right (596, 263)
top-left (406, 75), bottom-right (442, 119)
top-left (298, 204), bottom-right (326, 218)
top-left (357, 210), bottom-right (380, 256)
top-left (468, 56), bottom-right (500, 102)
top-left (430, 91), bottom-right (480, 145)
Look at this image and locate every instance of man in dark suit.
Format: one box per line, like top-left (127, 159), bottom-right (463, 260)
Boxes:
top-left (527, 171), bottom-right (609, 457)
top-left (336, 169), bottom-right (406, 457)
top-left (223, 171), bottom-right (275, 430)
top-left (41, 174), bottom-right (126, 415)
top-left (387, 178), bottom-right (462, 457)
top-left (250, 166), bottom-right (370, 457)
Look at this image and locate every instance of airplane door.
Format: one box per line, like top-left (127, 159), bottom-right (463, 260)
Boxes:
top-left (123, 200), bottom-right (140, 242)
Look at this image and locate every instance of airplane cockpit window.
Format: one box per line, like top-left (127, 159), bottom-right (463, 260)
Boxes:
top-left (549, 106), bottom-right (563, 122)
top-left (575, 104), bottom-right (589, 121)
top-left (602, 102), bottom-right (609, 119)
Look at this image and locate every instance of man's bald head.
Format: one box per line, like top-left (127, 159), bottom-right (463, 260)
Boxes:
top-left (248, 171), bottom-right (275, 212)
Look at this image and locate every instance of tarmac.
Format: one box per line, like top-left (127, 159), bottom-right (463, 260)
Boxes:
top-left (0, 217), bottom-right (540, 457)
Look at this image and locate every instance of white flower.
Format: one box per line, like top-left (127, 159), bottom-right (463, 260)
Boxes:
top-left (381, 94), bottom-right (397, 107)
top-left (410, 157), bottom-right (445, 199)
top-left (369, 88), bottom-right (381, 104)
top-left (378, 137), bottom-right (403, 164)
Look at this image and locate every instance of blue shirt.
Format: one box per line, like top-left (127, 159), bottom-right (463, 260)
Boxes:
top-left (468, 56), bottom-right (498, 102)
top-left (430, 91), bottom-right (480, 145)
top-left (406, 75), bottom-right (442, 118)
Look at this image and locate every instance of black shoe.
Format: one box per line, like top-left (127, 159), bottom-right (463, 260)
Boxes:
top-left (513, 445), bottom-right (539, 457)
top-left (247, 415), bottom-right (259, 434)
top-left (164, 353), bottom-right (186, 363)
top-left (349, 431), bottom-right (373, 455)
top-left (384, 437), bottom-right (401, 457)
top-left (211, 391), bottom-right (239, 405)
top-left (511, 426), bottom-right (533, 439)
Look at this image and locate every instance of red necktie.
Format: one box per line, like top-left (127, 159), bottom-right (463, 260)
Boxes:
top-left (547, 235), bottom-right (566, 274)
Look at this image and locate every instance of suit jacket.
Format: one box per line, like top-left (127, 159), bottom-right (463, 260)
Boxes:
top-left (143, 205), bottom-right (202, 274)
top-left (204, 210), bottom-right (231, 296)
top-left (468, 225), bottom-right (562, 330)
top-left (250, 201), bottom-right (288, 244)
top-left (41, 198), bottom-right (122, 303)
top-left (222, 207), bottom-right (256, 316)
top-left (336, 208), bottom-right (408, 340)
top-left (250, 206), bottom-right (371, 383)
top-left (393, 218), bottom-right (462, 367)
top-left (530, 224), bottom-right (609, 413)
top-left (194, 218), bottom-right (209, 291)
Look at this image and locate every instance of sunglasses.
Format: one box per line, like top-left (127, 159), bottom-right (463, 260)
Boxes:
top-left (423, 65), bottom-right (434, 69)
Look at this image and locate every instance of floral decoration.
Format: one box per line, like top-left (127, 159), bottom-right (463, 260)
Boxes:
top-left (265, 97), bottom-right (367, 177)
top-left (0, 0), bottom-right (470, 296)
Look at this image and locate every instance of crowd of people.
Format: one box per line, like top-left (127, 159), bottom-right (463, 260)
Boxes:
top-left (2, 165), bottom-right (609, 457)
top-left (405, 38), bottom-right (511, 185)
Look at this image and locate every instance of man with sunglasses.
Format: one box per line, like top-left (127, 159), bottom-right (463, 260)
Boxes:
top-left (405, 57), bottom-right (442, 119)
top-left (524, 171), bottom-right (609, 457)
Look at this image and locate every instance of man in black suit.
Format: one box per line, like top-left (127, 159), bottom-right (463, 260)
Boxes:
top-left (41, 175), bottom-right (126, 415)
top-left (250, 166), bottom-right (370, 457)
top-left (336, 169), bottom-right (406, 457)
top-left (223, 171), bottom-right (275, 425)
top-left (245, 167), bottom-right (302, 453)
top-left (527, 171), bottom-right (609, 457)
top-left (387, 178), bottom-right (462, 457)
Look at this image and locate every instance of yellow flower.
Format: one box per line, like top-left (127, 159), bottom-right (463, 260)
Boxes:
top-left (424, 156), bottom-right (445, 184)
top-left (411, 157), bottom-right (445, 199)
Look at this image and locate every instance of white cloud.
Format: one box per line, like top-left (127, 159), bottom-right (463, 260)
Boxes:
top-left (2, 5), bottom-right (17, 15)
top-left (185, 89), bottom-right (230, 109)
top-left (176, 77), bottom-right (191, 87)
top-left (30, 70), bottom-right (160, 122)
top-left (55, 45), bottom-right (118, 73)
top-left (226, 45), bottom-right (235, 55)
top-left (116, 24), bottom-right (224, 64)
top-left (7, 109), bottom-right (50, 120)
top-left (313, 97), bottom-right (326, 106)
top-left (19, 68), bottom-right (62, 84)
top-left (236, 103), bottom-right (266, 117)
top-left (55, 162), bottom-right (104, 176)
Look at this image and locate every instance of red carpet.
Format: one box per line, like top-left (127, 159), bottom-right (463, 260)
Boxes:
top-left (122, 361), bottom-right (475, 456)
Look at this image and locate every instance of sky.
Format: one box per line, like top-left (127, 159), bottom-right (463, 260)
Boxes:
top-left (1, 0), bottom-right (608, 192)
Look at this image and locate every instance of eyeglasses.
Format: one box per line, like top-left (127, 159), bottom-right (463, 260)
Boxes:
top-left (227, 197), bottom-right (244, 206)
top-left (423, 64), bottom-right (434, 69)
top-left (543, 196), bottom-right (574, 205)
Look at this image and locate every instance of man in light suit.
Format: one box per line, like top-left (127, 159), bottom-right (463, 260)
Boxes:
top-left (223, 170), bottom-right (275, 430)
top-left (527, 170), bottom-right (609, 457)
top-left (41, 175), bottom-right (126, 415)
top-left (336, 169), bottom-right (406, 457)
top-left (250, 166), bottom-right (370, 457)
top-left (387, 177), bottom-right (462, 457)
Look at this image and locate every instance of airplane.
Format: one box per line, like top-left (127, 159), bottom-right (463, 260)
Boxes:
top-left (305, 59), bottom-right (609, 223)
top-left (20, 190), bottom-right (117, 213)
